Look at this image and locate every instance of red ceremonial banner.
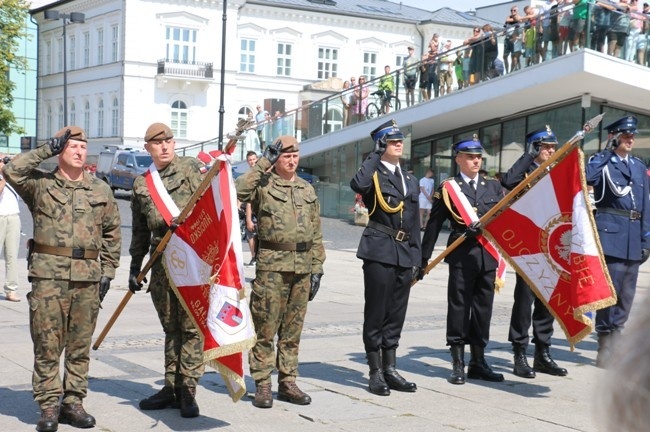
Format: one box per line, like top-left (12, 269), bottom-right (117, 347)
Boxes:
top-left (483, 147), bottom-right (617, 348)
top-left (163, 150), bottom-right (255, 402)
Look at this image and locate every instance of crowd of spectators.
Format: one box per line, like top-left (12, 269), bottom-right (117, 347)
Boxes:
top-left (250, 1), bottom-right (650, 147)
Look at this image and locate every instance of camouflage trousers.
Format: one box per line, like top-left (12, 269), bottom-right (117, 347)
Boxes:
top-left (150, 260), bottom-right (204, 388)
top-left (249, 271), bottom-right (310, 385)
top-left (28, 278), bottom-right (100, 407)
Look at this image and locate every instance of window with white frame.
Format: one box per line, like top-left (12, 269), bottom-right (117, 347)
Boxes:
top-left (83, 32), bottom-right (90, 67)
top-left (238, 106), bottom-right (254, 121)
top-left (45, 40), bottom-right (51, 75)
top-left (97, 28), bottom-right (104, 65)
top-left (111, 98), bottom-right (119, 136)
top-left (317, 47), bottom-right (338, 79)
top-left (97, 99), bottom-right (104, 137)
top-left (240, 39), bottom-right (256, 73)
top-left (363, 52), bottom-right (377, 80)
top-left (84, 101), bottom-right (90, 134)
top-left (276, 43), bottom-right (292, 76)
top-left (166, 27), bottom-right (197, 63)
top-left (395, 54), bottom-right (406, 69)
top-left (70, 102), bottom-right (76, 126)
top-left (58, 103), bottom-right (64, 129)
top-left (70, 35), bottom-right (76, 69)
top-left (57, 37), bottom-right (63, 73)
top-left (46, 105), bottom-right (52, 135)
top-left (111, 25), bottom-right (119, 62)
top-left (171, 100), bottom-right (187, 138)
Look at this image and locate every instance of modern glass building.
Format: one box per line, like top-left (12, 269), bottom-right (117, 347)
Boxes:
top-left (3, 17), bottom-right (38, 154)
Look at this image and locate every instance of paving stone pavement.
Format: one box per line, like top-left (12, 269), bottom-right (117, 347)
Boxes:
top-left (1, 210), bottom-right (648, 431)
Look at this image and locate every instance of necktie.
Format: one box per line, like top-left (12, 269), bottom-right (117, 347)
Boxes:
top-left (469, 179), bottom-right (476, 201)
top-left (395, 167), bottom-right (404, 194)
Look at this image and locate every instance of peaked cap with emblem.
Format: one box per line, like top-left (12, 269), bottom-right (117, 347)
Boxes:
top-left (370, 119), bottom-right (405, 144)
top-left (453, 134), bottom-right (483, 155)
top-left (605, 115), bottom-right (637, 135)
top-left (526, 125), bottom-right (558, 145)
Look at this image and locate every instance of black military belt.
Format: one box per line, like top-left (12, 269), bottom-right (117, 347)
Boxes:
top-left (33, 243), bottom-right (99, 259)
top-left (259, 240), bottom-right (313, 252)
top-left (598, 207), bottom-right (642, 220)
top-left (367, 220), bottom-right (409, 241)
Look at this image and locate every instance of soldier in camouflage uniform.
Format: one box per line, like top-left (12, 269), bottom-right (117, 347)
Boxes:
top-left (2, 126), bottom-right (121, 432)
top-left (129, 122), bottom-right (205, 418)
top-left (236, 135), bottom-right (326, 409)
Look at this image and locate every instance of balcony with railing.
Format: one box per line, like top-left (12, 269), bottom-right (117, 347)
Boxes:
top-left (156, 58), bottom-right (213, 88)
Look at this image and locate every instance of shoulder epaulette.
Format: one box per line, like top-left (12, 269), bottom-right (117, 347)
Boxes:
top-left (632, 155), bottom-right (647, 166)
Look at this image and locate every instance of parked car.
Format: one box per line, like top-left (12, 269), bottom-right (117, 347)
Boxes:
top-left (96, 149), bottom-right (152, 192)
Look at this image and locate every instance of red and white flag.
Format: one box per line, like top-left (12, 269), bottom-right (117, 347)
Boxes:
top-left (162, 149), bottom-right (255, 402)
top-left (483, 147), bottom-right (616, 347)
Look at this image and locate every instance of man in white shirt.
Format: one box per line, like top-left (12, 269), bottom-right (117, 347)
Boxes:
top-left (0, 155), bottom-right (22, 302)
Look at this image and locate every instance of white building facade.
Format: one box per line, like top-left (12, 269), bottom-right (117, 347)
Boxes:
top-left (31, 0), bottom-right (489, 155)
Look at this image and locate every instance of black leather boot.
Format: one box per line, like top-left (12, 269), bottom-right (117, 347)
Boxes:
top-left (513, 345), bottom-right (536, 378)
top-left (139, 386), bottom-right (177, 410)
top-left (382, 349), bottom-right (416, 392)
top-left (467, 345), bottom-right (504, 382)
top-left (448, 345), bottom-right (466, 385)
top-left (596, 333), bottom-right (613, 368)
top-left (179, 386), bottom-right (200, 418)
top-left (534, 345), bottom-right (568, 376)
top-left (367, 351), bottom-right (390, 396)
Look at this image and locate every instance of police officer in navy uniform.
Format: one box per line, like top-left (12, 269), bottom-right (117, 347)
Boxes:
top-left (351, 120), bottom-right (421, 396)
top-left (586, 115), bottom-right (650, 367)
top-left (420, 136), bottom-right (505, 385)
top-left (501, 126), bottom-right (568, 378)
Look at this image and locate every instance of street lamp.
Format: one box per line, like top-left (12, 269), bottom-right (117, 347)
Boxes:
top-left (44, 10), bottom-right (85, 126)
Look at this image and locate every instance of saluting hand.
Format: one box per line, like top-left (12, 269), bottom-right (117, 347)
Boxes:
top-left (48, 129), bottom-right (72, 156)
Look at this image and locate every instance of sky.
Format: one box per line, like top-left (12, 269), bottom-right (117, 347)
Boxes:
top-left (391, 0), bottom-right (505, 12)
top-left (28, 0), bottom-right (505, 12)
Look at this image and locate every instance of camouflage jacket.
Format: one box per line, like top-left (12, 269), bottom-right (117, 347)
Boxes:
top-left (130, 156), bottom-right (204, 267)
top-left (2, 144), bottom-right (121, 281)
top-left (236, 157), bottom-right (325, 274)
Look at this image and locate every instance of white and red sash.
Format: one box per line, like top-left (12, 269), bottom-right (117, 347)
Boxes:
top-left (443, 179), bottom-right (507, 290)
top-left (143, 164), bottom-right (180, 226)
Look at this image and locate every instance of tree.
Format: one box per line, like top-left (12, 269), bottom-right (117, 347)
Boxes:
top-left (0, 0), bottom-right (30, 135)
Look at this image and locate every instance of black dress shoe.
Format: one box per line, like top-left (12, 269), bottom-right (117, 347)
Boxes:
top-left (534, 347), bottom-right (568, 376)
top-left (36, 405), bottom-right (58, 432)
top-left (278, 382), bottom-right (311, 405)
top-left (384, 367), bottom-right (417, 392)
top-left (59, 403), bottom-right (96, 428)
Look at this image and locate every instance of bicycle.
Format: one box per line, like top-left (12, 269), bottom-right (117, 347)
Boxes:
top-left (365, 89), bottom-right (401, 120)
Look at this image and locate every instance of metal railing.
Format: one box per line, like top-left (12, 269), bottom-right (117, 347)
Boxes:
top-left (178, 1), bottom-right (650, 161)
